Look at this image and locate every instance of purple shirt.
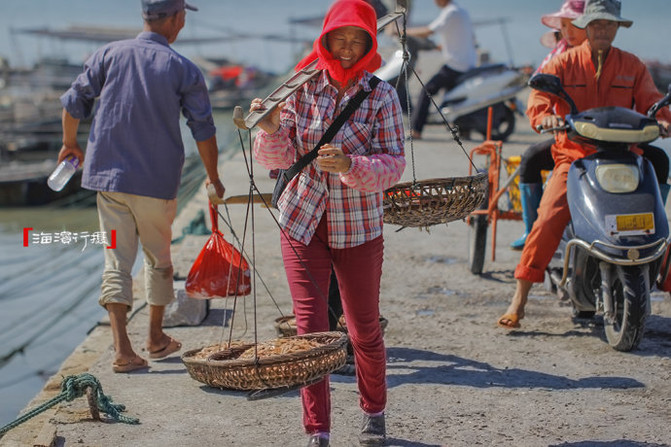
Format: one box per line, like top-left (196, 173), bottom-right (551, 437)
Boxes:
top-left (60, 32), bottom-right (215, 199)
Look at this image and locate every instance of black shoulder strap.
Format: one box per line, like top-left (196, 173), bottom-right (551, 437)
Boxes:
top-left (282, 76), bottom-right (381, 182)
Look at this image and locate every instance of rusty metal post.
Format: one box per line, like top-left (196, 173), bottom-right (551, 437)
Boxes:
top-left (486, 106), bottom-right (494, 141)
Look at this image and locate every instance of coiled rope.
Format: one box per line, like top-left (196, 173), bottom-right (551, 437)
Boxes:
top-left (0, 373), bottom-right (139, 437)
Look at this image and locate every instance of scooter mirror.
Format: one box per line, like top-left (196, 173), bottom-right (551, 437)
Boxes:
top-left (528, 73), bottom-right (579, 115)
top-left (528, 73), bottom-right (562, 94)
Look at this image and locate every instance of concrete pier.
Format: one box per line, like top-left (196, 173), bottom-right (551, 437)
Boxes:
top-left (4, 72), bottom-right (671, 446)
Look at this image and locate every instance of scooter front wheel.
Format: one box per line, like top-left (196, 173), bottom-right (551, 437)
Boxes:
top-left (604, 265), bottom-right (649, 351)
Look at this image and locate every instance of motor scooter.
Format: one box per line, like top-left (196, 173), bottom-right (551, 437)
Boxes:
top-left (530, 73), bottom-right (671, 351)
top-left (375, 39), bottom-right (529, 141)
top-left (436, 64), bottom-right (528, 141)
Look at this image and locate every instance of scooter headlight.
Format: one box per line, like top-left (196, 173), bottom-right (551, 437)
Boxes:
top-left (595, 164), bottom-right (639, 193)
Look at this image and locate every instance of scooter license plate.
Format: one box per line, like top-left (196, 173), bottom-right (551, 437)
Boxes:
top-left (605, 213), bottom-right (655, 236)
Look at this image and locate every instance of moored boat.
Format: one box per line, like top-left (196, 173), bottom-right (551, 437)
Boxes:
top-left (0, 159), bottom-right (86, 207)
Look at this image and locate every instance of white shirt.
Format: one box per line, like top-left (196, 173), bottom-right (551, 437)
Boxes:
top-left (428, 1), bottom-right (477, 73)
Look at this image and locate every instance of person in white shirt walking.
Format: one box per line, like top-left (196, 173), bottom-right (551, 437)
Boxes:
top-left (406, 0), bottom-right (476, 139)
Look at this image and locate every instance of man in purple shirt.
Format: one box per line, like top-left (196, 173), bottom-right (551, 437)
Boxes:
top-left (57, 0), bottom-right (225, 373)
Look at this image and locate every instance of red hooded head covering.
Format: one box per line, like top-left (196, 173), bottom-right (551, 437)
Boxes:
top-left (294, 0), bottom-right (382, 86)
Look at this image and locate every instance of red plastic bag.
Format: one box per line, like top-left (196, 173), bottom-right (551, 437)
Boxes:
top-left (185, 204), bottom-right (251, 298)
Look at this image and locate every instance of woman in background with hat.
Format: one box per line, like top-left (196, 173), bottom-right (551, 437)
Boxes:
top-left (499, 0), bottom-right (671, 329)
top-left (250, 0), bottom-right (405, 445)
top-left (509, 0), bottom-right (586, 250)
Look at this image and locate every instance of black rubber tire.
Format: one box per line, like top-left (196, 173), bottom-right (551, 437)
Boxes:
top-left (604, 265), bottom-right (649, 351)
top-left (468, 212), bottom-right (488, 275)
top-left (489, 106), bottom-right (516, 142)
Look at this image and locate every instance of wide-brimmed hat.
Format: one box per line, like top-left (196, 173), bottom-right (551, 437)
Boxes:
top-left (541, 0), bottom-right (585, 30)
top-left (540, 30), bottom-right (562, 49)
top-left (572, 0), bottom-right (633, 29)
top-left (142, 0), bottom-right (197, 21)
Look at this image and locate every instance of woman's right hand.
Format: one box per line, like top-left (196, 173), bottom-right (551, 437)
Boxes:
top-left (250, 98), bottom-right (284, 135)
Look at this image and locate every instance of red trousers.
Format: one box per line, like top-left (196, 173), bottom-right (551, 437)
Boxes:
top-left (515, 160), bottom-right (571, 282)
top-left (281, 216), bottom-right (387, 434)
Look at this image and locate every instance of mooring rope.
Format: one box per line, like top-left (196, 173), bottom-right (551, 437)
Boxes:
top-left (0, 373), bottom-right (139, 438)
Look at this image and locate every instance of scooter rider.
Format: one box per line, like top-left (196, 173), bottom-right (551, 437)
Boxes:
top-left (497, 0), bottom-right (671, 329)
top-left (510, 0), bottom-right (587, 251)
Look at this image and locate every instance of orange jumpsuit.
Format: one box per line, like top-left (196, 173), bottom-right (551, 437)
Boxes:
top-left (516, 40), bottom-right (671, 282)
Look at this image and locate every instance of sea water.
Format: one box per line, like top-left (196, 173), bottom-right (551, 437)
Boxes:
top-left (1, 0), bottom-right (670, 428)
top-left (2, 0), bottom-right (669, 74)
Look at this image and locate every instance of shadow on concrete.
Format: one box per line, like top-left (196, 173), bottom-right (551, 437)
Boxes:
top-left (476, 269), bottom-right (515, 283)
top-left (550, 441), bottom-right (670, 447)
top-left (384, 438), bottom-right (443, 447)
top-left (385, 346), bottom-right (644, 390)
top-left (506, 314), bottom-right (671, 359)
top-left (200, 308), bottom-right (234, 327)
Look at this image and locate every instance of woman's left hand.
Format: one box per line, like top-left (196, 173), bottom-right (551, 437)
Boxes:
top-left (317, 144), bottom-right (351, 173)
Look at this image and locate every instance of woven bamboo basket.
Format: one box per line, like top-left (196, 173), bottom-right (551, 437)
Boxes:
top-left (274, 315), bottom-right (388, 338)
top-left (182, 332), bottom-right (348, 390)
top-left (383, 173), bottom-right (488, 228)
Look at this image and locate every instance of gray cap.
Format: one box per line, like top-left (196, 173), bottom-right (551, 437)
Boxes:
top-left (572, 0), bottom-right (633, 29)
top-left (142, 0), bottom-right (198, 20)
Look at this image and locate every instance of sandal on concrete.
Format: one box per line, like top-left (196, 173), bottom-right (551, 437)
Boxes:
top-left (497, 313), bottom-right (522, 329)
top-left (148, 337), bottom-right (182, 359)
top-left (112, 355), bottom-right (149, 373)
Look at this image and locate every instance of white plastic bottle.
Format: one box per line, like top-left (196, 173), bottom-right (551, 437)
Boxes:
top-left (47, 156), bottom-right (80, 192)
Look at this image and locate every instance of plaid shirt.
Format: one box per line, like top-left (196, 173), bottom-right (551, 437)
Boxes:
top-left (253, 71), bottom-right (405, 248)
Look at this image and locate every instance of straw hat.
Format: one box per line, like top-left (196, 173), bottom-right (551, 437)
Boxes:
top-left (540, 30), bottom-right (561, 49)
top-left (541, 0), bottom-right (585, 30)
top-left (572, 0), bottom-right (633, 29)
